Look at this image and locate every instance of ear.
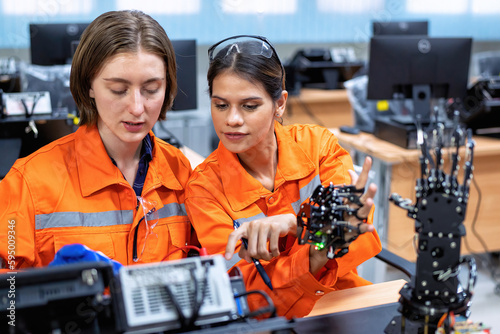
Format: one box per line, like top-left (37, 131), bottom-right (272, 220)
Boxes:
top-left (274, 90), bottom-right (288, 118)
top-left (89, 88), bottom-right (95, 98)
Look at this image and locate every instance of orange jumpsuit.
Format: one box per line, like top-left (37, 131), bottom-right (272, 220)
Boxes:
top-left (186, 122), bottom-right (382, 319)
top-left (0, 125), bottom-right (193, 272)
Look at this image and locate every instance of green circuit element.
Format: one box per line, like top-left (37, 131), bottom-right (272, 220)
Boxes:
top-left (313, 231), bottom-right (327, 250)
top-left (315, 243), bottom-right (326, 250)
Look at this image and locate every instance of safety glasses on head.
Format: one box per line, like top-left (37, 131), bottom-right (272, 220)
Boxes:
top-left (208, 35), bottom-right (279, 63)
top-left (208, 34), bottom-right (285, 87)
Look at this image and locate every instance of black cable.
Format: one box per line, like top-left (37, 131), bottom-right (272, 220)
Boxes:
top-left (463, 176), bottom-right (500, 294)
top-left (469, 177), bottom-right (485, 252)
top-left (186, 262), bottom-right (210, 328)
top-left (233, 290), bottom-right (276, 319)
top-left (185, 267), bottom-right (199, 329)
top-left (160, 262), bottom-right (211, 331)
top-left (162, 284), bottom-right (187, 328)
top-left (21, 93), bottom-right (42, 118)
top-left (296, 96), bottom-right (326, 127)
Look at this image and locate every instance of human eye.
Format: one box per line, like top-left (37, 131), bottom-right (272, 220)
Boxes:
top-left (143, 83), bottom-right (161, 95)
top-left (146, 89), bottom-right (160, 94)
top-left (109, 84), bottom-right (128, 95)
top-left (212, 99), bottom-right (228, 110)
top-left (111, 89), bottom-right (127, 96)
top-left (215, 103), bottom-right (228, 110)
top-left (243, 103), bottom-right (259, 111)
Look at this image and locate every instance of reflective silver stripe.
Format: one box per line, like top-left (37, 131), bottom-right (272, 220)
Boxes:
top-left (157, 203), bottom-right (187, 219)
top-left (225, 256), bottom-right (241, 270)
top-left (35, 210), bottom-right (133, 230)
top-left (291, 174), bottom-right (321, 214)
top-left (35, 203), bottom-right (186, 230)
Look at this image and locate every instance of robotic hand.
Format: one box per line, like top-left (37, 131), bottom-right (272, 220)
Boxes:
top-left (297, 184), bottom-right (366, 259)
top-left (50, 243), bottom-right (123, 275)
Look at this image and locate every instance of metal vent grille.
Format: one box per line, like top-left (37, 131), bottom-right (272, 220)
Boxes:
top-left (131, 279), bottom-right (215, 318)
top-left (120, 255), bottom-right (236, 329)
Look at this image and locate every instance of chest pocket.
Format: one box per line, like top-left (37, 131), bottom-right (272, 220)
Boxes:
top-left (138, 219), bottom-right (190, 262)
top-left (53, 233), bottom-right (116, 259)
top-left (138, 202), bottom-right (190, 262)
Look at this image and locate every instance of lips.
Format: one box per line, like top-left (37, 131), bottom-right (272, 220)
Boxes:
top-left (224, 132), bottom-right (247, 140)
top-left (123, 121), bottom-right (144, 132)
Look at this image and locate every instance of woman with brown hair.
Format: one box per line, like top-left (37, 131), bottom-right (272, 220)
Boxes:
top-left (0, 10), bottom-right (193, 271)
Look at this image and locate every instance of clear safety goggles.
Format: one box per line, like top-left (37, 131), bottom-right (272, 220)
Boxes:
top-left (208, 35), bottom-right (279, 63)
top-left (208, 34), bottom-right (285, 88)
top-left (135, 196), bottom-right (159, 262)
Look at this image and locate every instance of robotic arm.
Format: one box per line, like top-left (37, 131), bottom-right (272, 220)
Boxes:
top-left (386, 122), bottom-right (477, 334)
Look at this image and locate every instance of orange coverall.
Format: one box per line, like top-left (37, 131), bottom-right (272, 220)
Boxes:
top-left (0, 125), bottom-right (193, 271)
top-left (186, 122), bottom-right (382, 319)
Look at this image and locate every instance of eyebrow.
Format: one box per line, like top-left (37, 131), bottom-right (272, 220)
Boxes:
top-left (103, 77), bottom-right (164, 84)
top-left (211, 95), bottom-right (263, 102)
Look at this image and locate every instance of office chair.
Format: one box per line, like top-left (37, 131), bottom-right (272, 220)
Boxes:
top-left (375, 248), bottom-right (415, 278)
top-left (0, 138), bottom-right (21, 178)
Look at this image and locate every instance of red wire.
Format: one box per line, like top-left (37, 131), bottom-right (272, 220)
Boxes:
top-left (437, 312), bottom-right (448, 328)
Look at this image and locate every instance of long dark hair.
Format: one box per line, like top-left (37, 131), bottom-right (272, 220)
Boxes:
top-left (207, 39), bottom-right (284, 103)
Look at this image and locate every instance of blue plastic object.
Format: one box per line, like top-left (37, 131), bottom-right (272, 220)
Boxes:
top-left (50, 243), bottom-right (123, 275)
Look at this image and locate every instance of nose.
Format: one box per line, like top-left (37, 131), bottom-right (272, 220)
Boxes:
top-left (226, 106), bottom-right (243, 127)
top-left (129, 89), bottom-right (145, 116)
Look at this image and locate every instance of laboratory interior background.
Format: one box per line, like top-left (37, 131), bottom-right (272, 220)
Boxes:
top-left (1, 0), bottom-right (500, 328)
top-left (2, 0), bottom-right (500, 157)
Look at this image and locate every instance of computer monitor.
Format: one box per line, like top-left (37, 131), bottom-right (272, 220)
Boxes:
top-left (367, 36), bottom-right (472, 123)
top-left (372, 21), bottom-right (428, 36)
top-left (170, 39), bottom-right (198, 111)
top-left (29, 23), bottom-right (89, 65)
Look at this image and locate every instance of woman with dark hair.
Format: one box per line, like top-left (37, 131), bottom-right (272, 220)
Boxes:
top-left (185, 36), bottom-right (382, 318)
top-left (0, 10), bottom-right (193, 271)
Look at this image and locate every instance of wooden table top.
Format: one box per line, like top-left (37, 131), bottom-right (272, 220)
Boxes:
top-left (330, 128), bottom-right (500, 164)
top-left (306, 279), bottom-right (406, 317)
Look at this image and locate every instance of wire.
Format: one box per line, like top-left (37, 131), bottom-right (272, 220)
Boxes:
top-left (296, 96), bottom-right (326, 127)
top-left (469, 178), bottom-right (487, 252)
top-left (187, 262), bottom-right (211, 328)
top-left (463, 176), bottom-right (500, 294)
top-left (163, 284), bottom-right (187, 328)
top-left (437, 312), bottom-right (448, 328)
top-left (160, 258), bottom-right (211, 331)
top-left (21, 93), bottom-right (42, 117)
top-left (233, 290), bottom-right (276, 319)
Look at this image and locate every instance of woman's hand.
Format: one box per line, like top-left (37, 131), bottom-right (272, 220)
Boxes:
top-left (309, 156), bottom-right (377, 274)
top-left (344, 156), bottom-right (377, 240)
top-left (225, 213), bottom-right (296, 262)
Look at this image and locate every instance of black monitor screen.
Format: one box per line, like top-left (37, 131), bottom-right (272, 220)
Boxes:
top-left (367, 36), bottom-right (472, 101)
top-left (29, 23), bottom-right (89, 65)
top-left (171, 39), bottom-right (197, 111)
top-left (372, 21), bottom-right (428, 36)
